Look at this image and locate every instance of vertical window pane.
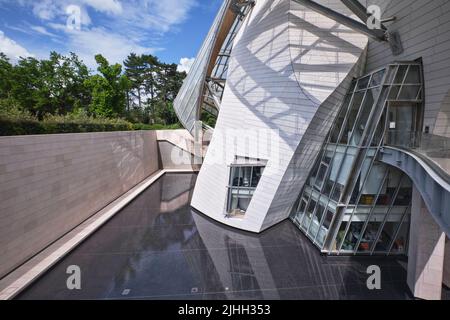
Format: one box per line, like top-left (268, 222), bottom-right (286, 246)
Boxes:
top-left (251, 166), bottom-right (263, 187)
top-left (370, 69), bottom-right (385, 87)
top-left (388, 85), bottom-right (401, 100)
top-left (374, 217), bottom-right (402, 252)
top-left (242, 167), bottom-right (252, 187)
top-left (232, 167), bottom-right (242, 186)
top-left (330, 95), bottom-right (352, 143)
top-left (350, 88), bottom-right (377, 146)
top-left (394, 65), bottom-right (408, 84)
top-left (302, 199), bottom-right (316, 231)
top-left (357, 75), bottom-right (370, 90)
top-left (398, 85), bottom-right (421, 100)
top-left (340, 91), bottom-right (365, 144)
top-left (308, 202), bottom-right (325, 239)
top-left (391, 218), bottom-right (409, 253)
top-left (342, 220), bottom-right (365, 252)
top-left (404, 65), bottom-right (420, 84)
top-left (317, 210), bottom-right (334, 247)
top-left (314, 163), bottom-right (328, 190)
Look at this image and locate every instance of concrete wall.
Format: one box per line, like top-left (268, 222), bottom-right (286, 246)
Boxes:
top-left (365, 0), bottom-right (450, 137)
top-left (408, 186), bottom-right (446, 300)
top-left (0, 131), bottom-right (159, 279)
top-left (156, 130), bottom-right (198, 170)
top-left (191, 0), bottom-right (367, 232)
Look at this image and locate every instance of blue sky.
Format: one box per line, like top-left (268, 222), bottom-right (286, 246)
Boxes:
top-left (0, 0), bottom-right (222, 72)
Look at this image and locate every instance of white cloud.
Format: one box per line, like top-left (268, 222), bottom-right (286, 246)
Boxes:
top-left (7, 0), bottom-right (198, 67)
top-left (48, 26), bottom-right (158, 69)
top-left (177, 57), bottom-right (195, 73)
top-left (0, 30), bottom-right (33, 62)
top-left (83, 0), bottom-right (123, 15)
top-left (30, 25), bottom-right (57, 37)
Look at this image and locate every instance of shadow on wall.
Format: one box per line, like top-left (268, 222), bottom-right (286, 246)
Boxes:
top-left (224, 0), bottom-right (364, 148)
top-left (434, 89), bottom-right (450, 138)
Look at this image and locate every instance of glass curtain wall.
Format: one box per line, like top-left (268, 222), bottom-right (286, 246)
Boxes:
top-left (290, 62), bottom-right (423, 255)
top-left (202, 3), bottom-right (253, 124)
top-left (227, 164), bottom-right (265, 217)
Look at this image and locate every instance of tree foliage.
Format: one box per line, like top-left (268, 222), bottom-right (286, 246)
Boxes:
top-left (0, 51), bottom-right (186, 126)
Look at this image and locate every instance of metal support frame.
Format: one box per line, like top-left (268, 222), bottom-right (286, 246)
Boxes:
top-left (340, 0), bottom-right (386, 30)
top-left (292, 0), bottom-right (386, 41)
top-left (290, 62), bottom-right (424, 256)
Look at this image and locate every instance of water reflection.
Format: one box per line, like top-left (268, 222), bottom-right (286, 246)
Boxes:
top-left (18, 174), bottom-right (410, 300)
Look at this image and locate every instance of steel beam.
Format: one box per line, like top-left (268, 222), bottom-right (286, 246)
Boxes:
top-left (340, 0), bottom-right (387, 30)
top-left (292, 0), bottom-right (386, 41)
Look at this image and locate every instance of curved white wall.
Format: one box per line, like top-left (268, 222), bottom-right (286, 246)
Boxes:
top-left (191, 0), bottom-right (367, 232)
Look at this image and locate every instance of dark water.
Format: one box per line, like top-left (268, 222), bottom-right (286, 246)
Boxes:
top-left (17, 173), bottom-right (412, 300)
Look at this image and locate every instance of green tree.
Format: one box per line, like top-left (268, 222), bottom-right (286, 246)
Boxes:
top-left (85, 54), bottom-right (130, 117)
top-left (7, 52), bottom-right (90, 118)
top-left (124, 53), bottom-right (145, 110)
top-left (0, 53), bottom-right (13, 99)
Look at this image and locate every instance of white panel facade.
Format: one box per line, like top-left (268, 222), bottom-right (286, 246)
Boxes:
top-left (191, 0), bottom-right (367, 232)
top-left (363, 0), bottom-right (450, 137)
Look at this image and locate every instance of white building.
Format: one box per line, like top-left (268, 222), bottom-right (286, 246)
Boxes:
top-left (174, 0), bottom-right (450, 300)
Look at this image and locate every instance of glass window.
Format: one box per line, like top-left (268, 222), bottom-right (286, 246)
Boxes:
top-left (384, 65), bottom-right (397, 84)
top-left (317, 209), bottom-right (334, 247)
top-left (394, 65), bottom-right (408, 84)
top-left (302, 199), bottom-right (316, 231)
top-left (350, 88), bottom-right (378, 146)
top-left (232, 167), bottom-right (242, 186)
top-left (398, 85), bottom-right (421, 100)
top-left (357, 75), bottom-right (370, 90)
top-left (227, 164), bottom-right (265, 215)
top-left (340, 91), bottom-right (364, 144)
top-left (388, 85), bottom-right (401, 100)
top-left (393, 176), bottom-right (412, 206)
top-left (314, 163), bottom-right (328, 190)
top-left (404, 65), bottom-right (421, 84)
top-left (369, 69), bottom-right (385, 87)
top-left (342, 220), bottom-right (366, 252)
top-left (358, 217), bottom-right (382, 252)
top-left (251, 166), bottom-right (264, 187)
top-left (330, 95), bottom-right (352, 143)
top-left (308, 202), bottom-right (325, 239)
top-left (374, 217), bottom-right (403, 252)
top-left (390, 218), bottom-right (409, 253)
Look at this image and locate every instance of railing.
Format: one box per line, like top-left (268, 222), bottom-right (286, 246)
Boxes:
top-left (384, 130), bottom-right (450, 175)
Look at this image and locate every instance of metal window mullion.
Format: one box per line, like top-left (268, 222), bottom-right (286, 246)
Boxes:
top-left (337, 90), bottom-right (359, 144)
top-left (298, 187), bottom-right (314, 227)
top-left (369, 173), bottom-right (406, 254)
top-left (348, 78), bottom-right (372, 140)
top-left (387, 204), bottom-right (410, 255)
top-left (352, 168), bottom-right (390, 255)
top-left (333, 74), bottom-right (391, 252)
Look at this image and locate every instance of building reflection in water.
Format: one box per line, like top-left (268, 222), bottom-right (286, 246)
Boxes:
top-left (17, 174), bottom-right (410, 300)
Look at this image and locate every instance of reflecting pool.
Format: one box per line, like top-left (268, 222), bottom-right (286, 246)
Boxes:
top-left (18, 173), bottom-right (412, 300)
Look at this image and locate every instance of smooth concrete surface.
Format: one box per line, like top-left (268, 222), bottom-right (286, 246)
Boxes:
top-left (156, 129), bottom-right (204, 171)
top-left (0, 170), bottom-right (184, 300)
top-left (407, 186), bottom-right (446, 300)
top-left (444, 237), bottom-right (450, 288)
top-left (17, 173), bottom-right (412, 300)
top-left (0, 131), bottom-right (159, 279)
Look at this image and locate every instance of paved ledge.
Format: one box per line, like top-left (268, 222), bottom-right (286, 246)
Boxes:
top-left (0, 168), bottom-right (198, 300)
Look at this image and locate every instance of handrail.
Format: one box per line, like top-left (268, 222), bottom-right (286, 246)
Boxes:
top-left (384, 131), bottom-right (450, 180)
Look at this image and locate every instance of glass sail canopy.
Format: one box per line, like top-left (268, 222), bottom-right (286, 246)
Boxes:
top-left (290, 62), bottom-right (424, 256)
top-left (174, 0), bottom-right (253, 133)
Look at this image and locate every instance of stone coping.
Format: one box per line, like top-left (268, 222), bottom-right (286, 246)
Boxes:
top-left (0, 169), bottom-right (197, 300)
